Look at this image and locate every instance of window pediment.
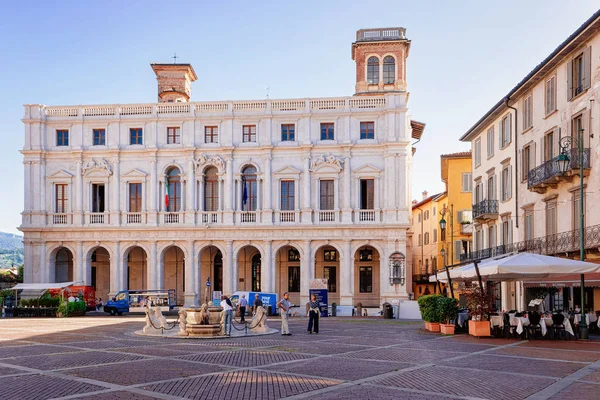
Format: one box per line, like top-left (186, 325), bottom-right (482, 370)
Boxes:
top-left (352, 163), bottom-right (382, 177)
top-left (274, 166), bottom-right (301, 177)
top-left (120, 168), bottom-right (148, 182)
top-left (48, 169), bottom-right (74, 181)
top-left (310, 154), bottom-right (343, 173)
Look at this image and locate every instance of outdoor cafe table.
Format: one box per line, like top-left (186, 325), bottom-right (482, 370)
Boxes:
top-left (573, 313), bottom-right (598, 325)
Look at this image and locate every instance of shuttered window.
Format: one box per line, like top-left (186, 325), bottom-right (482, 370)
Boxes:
top-left (55, 184), bottom-right (68, 213)
top-left (462, 173), bottom-right (472, 192)
top-left (545, 76), bottom-right (556, 115)
top-left (501, 165), bottom-right (511, 201)
top-left (474, 139), bottom-right (481, 166)
top-left (523, 95), bottom-right (533, 130)
top-left (204, 167), bottom-right (219, 211)
top-left (487, 175), bottom-right (496, 200)
top-left (487, 127), bottom-right (494, 157)
top-left (501, 114), bottom-right (512, 148)
top-left (319, 180), bottom-right (334, 210)
top-left (568, 46), bottom-right (591, 101)
top-left (546, 203), bottom-right (557, 236)
top-left (280, 180), bottom-right (295, 211)
top-left (129, 183), bottom-right (142, 212)
top-left (360, 179), bottom-right (374, 209)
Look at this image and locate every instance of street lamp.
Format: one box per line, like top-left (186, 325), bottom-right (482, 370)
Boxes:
top-left (439, 217), bottom-right (447, 231)
top-left (557, 127), bottom-right (588, 339)
top-left (440, 247), bottom-right (454, 299)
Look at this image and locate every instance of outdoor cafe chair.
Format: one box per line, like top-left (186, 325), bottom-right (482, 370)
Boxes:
top-left (503, 313), bottom-right (518, 339)
top-left (551, 313), bottom-right (567, 340)
top-left (526, 312), bottom-right (542, 340)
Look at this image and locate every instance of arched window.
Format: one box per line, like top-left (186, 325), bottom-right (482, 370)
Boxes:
top-left (204, 167), bottom-right (219, 211)
top-left (213, 250), bottom-right (223, 291)
top-left (383, 56), bottom-right (395, 84)
top-left (241, 166), bottom-right (257, 211)
top-left (252, 253), bottom-right (261, 292)
top-left (166, 167), bottom-right (181, 212)
top-left (367, 56), bottom-right (379, 84)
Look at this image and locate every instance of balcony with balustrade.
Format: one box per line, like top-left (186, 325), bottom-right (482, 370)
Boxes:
top-left (472, 200), bottom-right (499, 222)
top-left (528, 148), bottom-right (590, 194)
top-left (86, 212), bottom-right (109, 225)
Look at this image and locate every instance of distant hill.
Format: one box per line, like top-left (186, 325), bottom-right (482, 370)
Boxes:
top-left (0, 232), bottom-right (24, 268)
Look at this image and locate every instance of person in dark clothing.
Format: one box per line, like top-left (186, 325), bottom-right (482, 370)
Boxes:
top-left (306, 294), bottom-right (320, 334)
top-left (253, 294), bottom-right (263, 315)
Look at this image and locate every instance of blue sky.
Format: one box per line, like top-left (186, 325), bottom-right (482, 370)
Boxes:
top-left (0, 1), bottom-right (598, 234)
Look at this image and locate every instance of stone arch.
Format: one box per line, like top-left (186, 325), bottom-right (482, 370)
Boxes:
top-left (161, 162), bottom-right (185, 176)
top-left (350, 241), bottom-right (384, 259)
top-left (85, 245), bottom-right (112, 303)
top-left (47, 244), bottom-right (76, 284)
top-left (122, 244), bottom-right (148, 291)
top-left (160, 244), bottom-right (186, 306)
top-left (238, 160), bottom-right (262, 175)
top-left (313, 242), bottom-right (344, 304)
top-left (353, 244), bottom-right (381, 305)
top-left (272, 241), bottom-right (305, 258)
top-left (235, 244), bottom-right (263, 292)
top-left (275, 244), bottom-right (302, 305)
top-left (198, 244), bottom-right (224, 301)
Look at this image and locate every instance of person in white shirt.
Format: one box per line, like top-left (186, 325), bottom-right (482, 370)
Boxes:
top-left (220, 295), bottom-right (233, 336)
top-left (238, 294), bottom-right (248, 323)
top-left (277, 292), bottom-right (292, 336)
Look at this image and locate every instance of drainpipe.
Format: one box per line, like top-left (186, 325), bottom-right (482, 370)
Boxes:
top-left (505, 98), bottom-right (519, 230)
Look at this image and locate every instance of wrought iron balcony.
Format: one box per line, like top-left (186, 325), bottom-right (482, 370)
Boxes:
top-left (472, 200), bottom-right (499, 221)
top-left (528, 148), bottom-right (590, 193)
top-left (460, 224), bottom-right (600, 262)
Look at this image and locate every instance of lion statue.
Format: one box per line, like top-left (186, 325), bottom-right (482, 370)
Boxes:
top-left (250, 305), bottom-right (269, 333)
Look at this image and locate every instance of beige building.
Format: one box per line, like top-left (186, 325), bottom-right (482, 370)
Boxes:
top-left (460, 10), bottom-right (600, 311)
top-left (20, 27), bottom-right (425, 309)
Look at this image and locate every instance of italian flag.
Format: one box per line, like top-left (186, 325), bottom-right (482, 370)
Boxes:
top-left (165, 179), bottom-right (170, 209)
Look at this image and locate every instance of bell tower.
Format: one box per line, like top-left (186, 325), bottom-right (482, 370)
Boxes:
top-left (352, 27), bottom-right (410, 96)
top-left (150, 63), bottom-right (198, 103)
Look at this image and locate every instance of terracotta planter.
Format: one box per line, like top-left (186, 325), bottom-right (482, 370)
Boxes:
top-left (429, 322), bottom-right (441, 332)
top-left (468, 320), bottom-right (491, 337)
top-left (440, 323), bottom-right (455, 335)
top-left (424, 321), bottom-right (431, 331)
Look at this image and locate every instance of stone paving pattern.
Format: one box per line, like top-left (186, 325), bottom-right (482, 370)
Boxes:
top-left (0, 316), bottom-right (600, 399)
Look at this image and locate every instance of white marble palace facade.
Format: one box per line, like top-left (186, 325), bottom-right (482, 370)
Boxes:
top-left (19, 27), bottom-right (424, 307)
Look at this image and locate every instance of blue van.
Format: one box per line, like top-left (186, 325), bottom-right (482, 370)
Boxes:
top-left (230, 291), bottom-right (278, 316)
top-left (104, 290), bottom-right (176, 315)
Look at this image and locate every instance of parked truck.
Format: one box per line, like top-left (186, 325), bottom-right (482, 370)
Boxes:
top-left (103, 289), bottom-right (176, 315)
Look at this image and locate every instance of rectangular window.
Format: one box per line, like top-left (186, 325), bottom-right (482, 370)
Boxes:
top-left (167, 127), bottom-right (180, 144)
top-left (91, 184), bottom-right (105, 213)
top-left (424, 210), bottom-right (429, 220)
top-left (524, 210), bottom-right (534, 241)
top-left (501, 114), bottom-right (512, 148)
top-left (462, 173), bottom-right (472, 192)
top-left (281, 124), bottom-right (295, 141)
top-left (205, 126), bottom-right (218, 143)
top-left (93, 129), bottom-right (106, 146)
top-left (359, 266), bottom-right (373, 293)
top-left (433, 228), bottom-right (437, 242)
top-left (501, 166), bottom-right (512, 201)
top-left (243, 125), bottom-right (256, 142)
top-left (487, 127), bottom-right (494, 157)
top-left (488, 225), bottom-right (496, 248)
top-left (522, 144), bottom-right (531, 182)
top-left (475, 182), bottom-right (483, 204)
top-left (546, 203), bottom-right (557, 236)
top-left (324, 249), bottom-right (337, 261)
top-left (55, 184), bottom-right (68, 213)
top-left (129, 183), bottom-right (142, 212)
top-left (320, 123), bottom-right (334, 140)
top-left (204, 175), bottom-right (219, 212)
top-left (424, 232), bottom-right (430, 245)
top-left (56, 130), bottom-right (69, 147)
top-left (418, 234), bottom-right (422, 246)
top-left (543, 130), bottom-right (556, 162)
top-left (359, 179), bottom-right (374, 209)
top-left (360, 121), bottom-right (374, 139)
top-left (288, 266), bottom-right (300, 292)
top-left (545, 76), bottom-right (556, 115)
top-left (280, 180), bottom-right (295, 211)
top-left (487, 175), bottom-right (496, 200)
top-left (324, 266), bottom-right (337, 293)
top-left (474, 139), bottom-right (481, 166)
top-left (568, 47), bottom-right (591, 100)
top-left (130, 128), bottom-right (143, 145)
top-left (319, 180), bottom-right (334, 210)
top-left (523, 95), bottom-right (533, 130)
top-left (573, 192), bottom-right (585, 231)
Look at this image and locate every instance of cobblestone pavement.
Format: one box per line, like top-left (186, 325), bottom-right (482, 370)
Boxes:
top-left (1, 316), bottom-right (600, 399)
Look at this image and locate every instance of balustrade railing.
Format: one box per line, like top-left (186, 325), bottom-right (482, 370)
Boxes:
top-left (51, 213), bottom-right (70, 225)
top-left (201, 212), bottom-right (218, 224)
top-left (528, 148), bottom-right (590, 189)
top-left (319, 210), bottom-right (336, 222)
top-left (164, 212), bottom-right (180, 224)
top-left (156, 103), bottom-right (190, 114)
top-left (472, 199), bottom-right (499, 219)
top-left (126, 212), bottom-right (143, 224)
top-left (88, 213), bottom-right (106, 224)
top-left (358, 210), bottom-right (376, 222)
top-left (460, 224), bottom-right (600, 262)
top-left (240, 212), bottom-right (257, 223)
top-left (279, 211), bottom-right (296, 223)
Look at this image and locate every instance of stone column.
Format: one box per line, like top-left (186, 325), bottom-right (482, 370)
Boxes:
top-left (149, 157), bottom-right (158, 225)
top-left (263, 154), bottom-right (273, 224)
top-left (111, 241), bottom-right (120, 294)
top-left (40, 161), bottom-right (46, 216)
top-left (39, 241), bottom-right (47, 283)
top-left (262, 241), bottom-right (272, 292)
top-left (223, 157), bottom-right (234, 224)
top-left (198, 175), bottom-right (204, 212)
top-left (149, 242), bottom-right (157, 290)
top-left (75, 241), bottom-right (85, 284)
top-left (186, 159), bottom-right (195, 224)
top-left (111, 157), bottom-right (120, 226)
top-left (76, 160), bottom-right (84, 225)
top-left (224, 241), bottom-right (234, 294)
top-left (300, 240), bottom-right (312, 305)
top-left (301, 156), bottom-right (312, 223)
top-left (340, 240), bottom-right (353, 305)
top-left (341, 154), bottom-right (352, 223)
top-left (184, 241), bottom-right (197, 307)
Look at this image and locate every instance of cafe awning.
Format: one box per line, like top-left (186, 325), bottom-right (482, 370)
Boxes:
top-left (11, 281), bottom-right (81, 290)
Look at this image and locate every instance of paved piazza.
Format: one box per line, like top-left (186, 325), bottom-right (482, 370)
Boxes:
top-left (1, 316), bottom-right (600, 399)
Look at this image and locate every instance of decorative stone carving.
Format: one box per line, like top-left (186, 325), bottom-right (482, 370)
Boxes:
top-left (310, 154), bottom-right (343, 171)
top-left (178, 308), bottom-right (188, 336)
top-left (194, 154), bottom-right (225, 172)
top-left (82, 159), bottom-right (113, 175)
top-left (142, 304), bottom-right (167, 334)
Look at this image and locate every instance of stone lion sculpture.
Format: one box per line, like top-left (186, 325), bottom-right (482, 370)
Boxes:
top-left (199, 303), bottom-right (210, 325)
top-left (142, 304), bottom-right (166, 334)
top-left (250, 306), bottom-right (269, 333)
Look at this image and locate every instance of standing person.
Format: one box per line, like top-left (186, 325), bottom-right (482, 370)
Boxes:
top-left (277, 292), bottom-right (292, 336)
top-left (253, 294), bottom-right (263, 315)
top-left (306, 294), bottom-right (320, 334)
top-left (238, 294), bottom-right (248, 323)
top-left (220, 295), bottom-right (233, 336)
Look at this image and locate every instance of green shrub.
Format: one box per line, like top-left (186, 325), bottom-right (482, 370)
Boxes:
top-left (56, 301), bottom-right (68, 318)
top-left (417, 294), bottom-right (444, 323)
top-left (437, 296), bottom-right (459, 324)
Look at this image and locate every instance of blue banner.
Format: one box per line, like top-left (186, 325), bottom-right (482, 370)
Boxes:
top-left (309, 289), bottom-right (328, 317)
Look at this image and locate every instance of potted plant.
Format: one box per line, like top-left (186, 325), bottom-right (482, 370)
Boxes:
top-left (417, 294), bottom-right (443, 331)
top-left (438, 297), bottom-right (459, 335)
top-left (466, 286), bottom-right (493, 337)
